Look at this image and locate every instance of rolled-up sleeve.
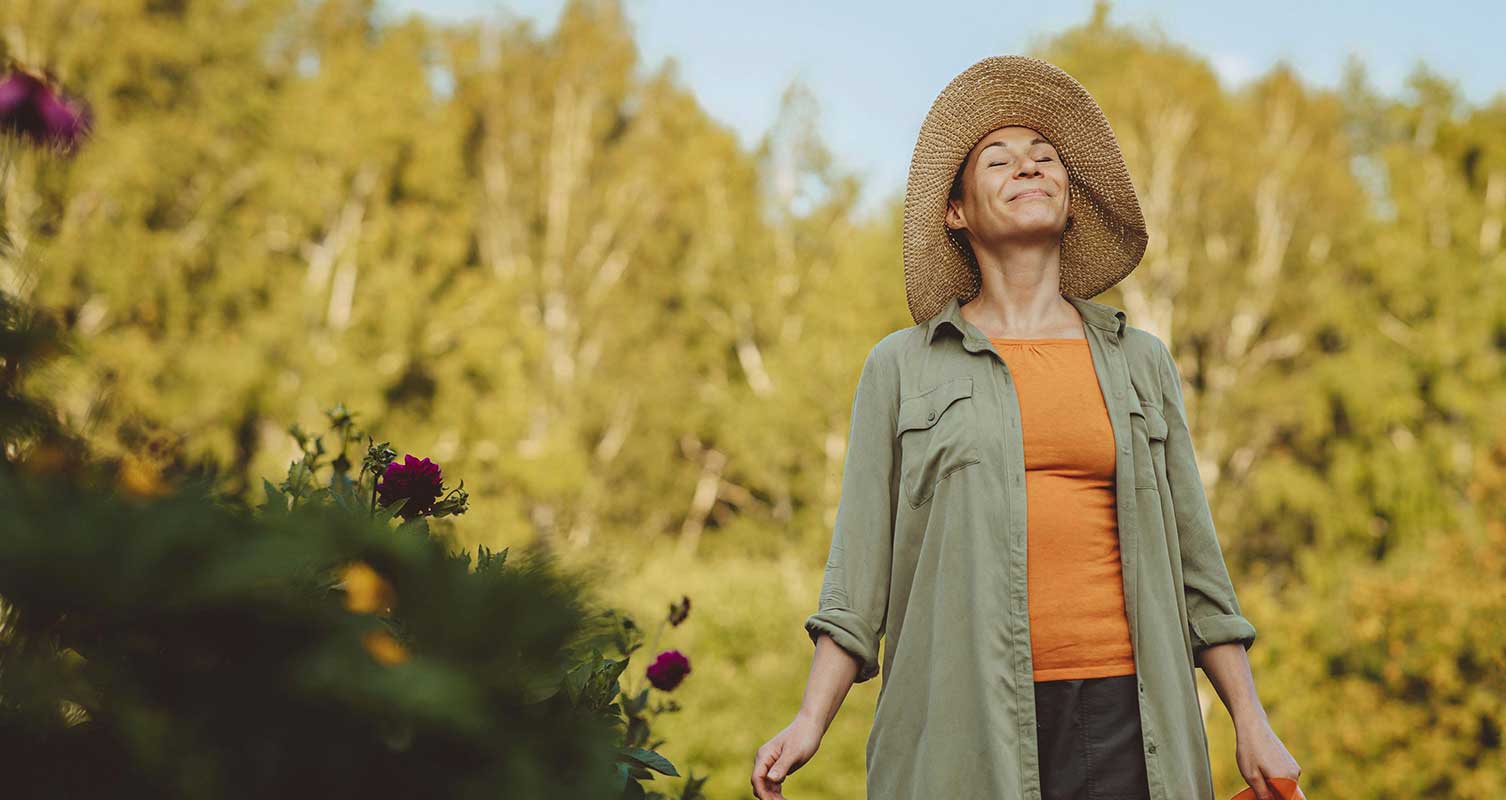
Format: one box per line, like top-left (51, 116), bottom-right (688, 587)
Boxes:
top-left (803, 341), bottom-right (899, 683)
top-left (1155, 337), bottom-right (1257, 655)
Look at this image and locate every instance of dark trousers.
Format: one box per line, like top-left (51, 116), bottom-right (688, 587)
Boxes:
top-left (1033, 674), bottom-right (1152, 800)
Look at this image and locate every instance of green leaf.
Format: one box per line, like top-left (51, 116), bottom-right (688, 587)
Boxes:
top-left (616, 746), bottom-right (680, 778)
top-left (582, 655), bottom-right (630, 710)
top-left (281, 459), bottom-right (314, 498)
top-left (677, 773), bottom-right (710, 800)
top-left (563, 650), bottom-right (600, 705)
top-left (521, 670), bottom-right (563, 703)
top-left (397, 516), bottom-right (429, 537)
top-left (261, 478), bottom-right (286, 512)
top-left (377, 496), bottom-right (410, 521)
top-left (473, 545), bottom-right (509, 574)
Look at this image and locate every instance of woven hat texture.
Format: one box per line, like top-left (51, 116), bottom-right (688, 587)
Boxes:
top-left (903, 55), bottom-right (1149, 325)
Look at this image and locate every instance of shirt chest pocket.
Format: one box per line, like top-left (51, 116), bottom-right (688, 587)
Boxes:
top-left (1129, 401), bottom-right (1169, 489)
top-left (895, 376), bottom-right (982, 508)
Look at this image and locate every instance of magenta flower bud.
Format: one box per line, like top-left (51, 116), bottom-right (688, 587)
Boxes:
top-left (0, 69), bottom-right (92, 154)
top-left (668, 595), bottom-right (691, 626)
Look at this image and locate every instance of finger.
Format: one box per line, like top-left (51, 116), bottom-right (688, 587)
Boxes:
top-left (751, 776), bottom-right (779, 800)
top-left (771, 753), bottom-right (795, 783)
top-left (751, 751), bottom-right (772, 798)
top-left (753, 746), bottom-right (776, 780)
top-left (1249, 768), bottom-right (1273, 800)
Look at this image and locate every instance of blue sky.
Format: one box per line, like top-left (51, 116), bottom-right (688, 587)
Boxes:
top-left (379, 1), bottom-right (1505, 220)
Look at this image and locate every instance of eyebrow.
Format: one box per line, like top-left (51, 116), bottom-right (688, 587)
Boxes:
top-left (981, 137), bottom-right (1051, 154)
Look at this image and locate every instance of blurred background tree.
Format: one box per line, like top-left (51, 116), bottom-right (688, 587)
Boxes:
top-left (0, 19), bottom-right (708, 800)
top-left (1, 0), bottom-right (1503, 797)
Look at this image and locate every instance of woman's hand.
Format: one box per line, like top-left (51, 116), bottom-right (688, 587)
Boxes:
top-left (1234, 714), bottom-right (1301, 800)
top-left (750, 712), bottom-right (825, 799)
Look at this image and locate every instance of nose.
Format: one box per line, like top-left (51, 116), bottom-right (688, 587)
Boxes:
top-left (1015, 157), bottom-right (1043, 178)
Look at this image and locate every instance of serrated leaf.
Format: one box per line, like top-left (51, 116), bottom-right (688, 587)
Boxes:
top-left (607, 655), bottom-right (630, 681)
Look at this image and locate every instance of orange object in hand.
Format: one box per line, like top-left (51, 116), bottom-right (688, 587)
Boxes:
top-left (1230, 777), bottom-right (1305, 800)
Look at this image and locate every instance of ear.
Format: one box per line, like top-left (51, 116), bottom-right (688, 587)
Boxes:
top-left (944, 200), bottom-right (964, 231)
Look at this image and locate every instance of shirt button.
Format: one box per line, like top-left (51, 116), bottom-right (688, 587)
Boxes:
top-left (927, 409), bottom-right (936, 422)
top-left (1121, 444), bottom-right (1130, 454)
top-left (1148, 742), bottom-right (1157, 754)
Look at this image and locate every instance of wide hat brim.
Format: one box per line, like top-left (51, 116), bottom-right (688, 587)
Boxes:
top-left (902, 55), bottom-right (1149, 326)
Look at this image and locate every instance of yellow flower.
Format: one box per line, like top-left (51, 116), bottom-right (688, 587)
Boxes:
top-left (362, 629), bottom-right (410, 665)
top-left (116, 452), bottom-right (171, 498)
top-left (339, 562), bottom-right (396, 614)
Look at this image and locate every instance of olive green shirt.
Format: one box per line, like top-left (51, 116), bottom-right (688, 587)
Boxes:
top-left (804, 293), bottom-right (1257, 800)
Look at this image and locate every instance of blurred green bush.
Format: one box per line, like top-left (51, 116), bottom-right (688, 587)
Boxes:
top-left (0, 462), bottom-right (621, 798)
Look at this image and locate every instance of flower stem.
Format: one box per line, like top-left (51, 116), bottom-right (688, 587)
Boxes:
top-left (648, 619), bottom-right (666, 658)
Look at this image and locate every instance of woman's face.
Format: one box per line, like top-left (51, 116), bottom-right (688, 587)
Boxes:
top-left (944, 125), bottom-right (1071, 248)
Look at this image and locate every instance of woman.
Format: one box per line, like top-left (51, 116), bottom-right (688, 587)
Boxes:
top-left (750, 56), bottom-right (1300, 800)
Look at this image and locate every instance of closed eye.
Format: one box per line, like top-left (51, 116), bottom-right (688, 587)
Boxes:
top-left (989, 157), bottom-right (1053, 166)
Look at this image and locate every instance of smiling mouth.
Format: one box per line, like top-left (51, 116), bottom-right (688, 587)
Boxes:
top-left (1010, 190), bottom-right (1048, 202)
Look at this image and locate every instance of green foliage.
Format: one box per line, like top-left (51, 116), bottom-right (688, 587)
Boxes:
top-left (0, 466), bottom-right (618, 798)
top-left (0, 439), bottom-right (710, 799)
top-left (1207, 519), bottom-right (1506, 798)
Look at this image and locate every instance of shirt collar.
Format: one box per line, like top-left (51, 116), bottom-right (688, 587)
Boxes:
top-left (924, 292), bottom-right (1126, 344)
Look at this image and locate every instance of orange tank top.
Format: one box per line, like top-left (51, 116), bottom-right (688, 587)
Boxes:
top-left (989, 336), bottom-right (1136, 683)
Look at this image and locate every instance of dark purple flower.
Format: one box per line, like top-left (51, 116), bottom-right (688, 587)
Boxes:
top-left (377, 454), bottom-right (443, 519)
top-left (645, 649), bottom-right (692, 692)
top-left (0, 70), bottom-right (92, 155)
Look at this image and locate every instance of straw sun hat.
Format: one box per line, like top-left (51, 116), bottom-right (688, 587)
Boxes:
top-left (902, 55), bottom-right (1150, 326)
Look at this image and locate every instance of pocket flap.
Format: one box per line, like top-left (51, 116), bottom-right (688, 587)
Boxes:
top-left (1141, 402), bottom-right (1168, 441)
top-left (897, 376), bottom-right (973, 435)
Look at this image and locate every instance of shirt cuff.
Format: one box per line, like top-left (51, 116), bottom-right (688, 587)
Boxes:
top-left (804, 608), bottom-right (881, 683)
top-left (1189, 612), bottom-right (1257, 652)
